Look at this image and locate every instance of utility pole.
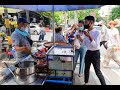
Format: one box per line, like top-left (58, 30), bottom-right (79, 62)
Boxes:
top-left (74, 10), bottom-right (78, 24)
top-left (18, 12), bottom-right (21, 18)
top-left (26, 10), bottom-right (30, 34)
top-left (65, 11), bottom-right (68, 29)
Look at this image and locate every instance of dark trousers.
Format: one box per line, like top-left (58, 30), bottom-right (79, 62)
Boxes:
top-left (39, 35), bottom-right (45, 41)
top-left (100, 41), bottom-right (107, 50)
top-left (84, 50), bottom-right (106, 85)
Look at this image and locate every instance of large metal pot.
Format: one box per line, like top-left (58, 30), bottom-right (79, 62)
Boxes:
top-left (14, 61), bottom-right (37, 76)
top-left (15, 73), bottom-right (37, 85)
top-left (13, 61), bottom-right (38, 84)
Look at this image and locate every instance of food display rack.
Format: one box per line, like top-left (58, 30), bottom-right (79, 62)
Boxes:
top-left (45, 45), bottom-right (75, 85)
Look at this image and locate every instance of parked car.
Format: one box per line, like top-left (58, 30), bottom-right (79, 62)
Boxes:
top-left (30, 24), bottom-right (40, 35)
top-left (94, 22), bottom-right (99, 26)
top-left (93, 25), bottom-right (102, 31)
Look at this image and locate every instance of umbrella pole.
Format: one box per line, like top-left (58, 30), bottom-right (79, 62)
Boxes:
top-left (26, 10), bottom-right (30, 34)
top-left (52, 5), bottom-right (55, 45)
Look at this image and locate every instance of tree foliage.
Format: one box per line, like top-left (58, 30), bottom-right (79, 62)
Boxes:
top-left (67, 8), bottom-right (100, 21)
top-left (39, 8), bottom-right (100, 24)
top-left (77, 9), bottom-right (100, 21)
top-left (67, 11), bottom-right (74, 20)
top-left (39, 11), bottom-right (64, 25)
top-left (110, 6), bottom-right (120, 20)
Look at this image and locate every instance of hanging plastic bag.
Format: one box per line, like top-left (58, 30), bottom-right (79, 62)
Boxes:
top-left (74, 39), bottom-right (81, 49)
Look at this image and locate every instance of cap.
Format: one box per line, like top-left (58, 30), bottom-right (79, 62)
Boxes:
top-left (17, 17), bottom-right (29, 24)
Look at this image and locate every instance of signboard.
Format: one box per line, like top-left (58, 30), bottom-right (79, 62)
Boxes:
top-left (5, 19), bottom-right (10, 28)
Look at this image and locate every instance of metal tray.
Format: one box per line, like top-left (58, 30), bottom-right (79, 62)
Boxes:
top-left (46, 45), bottom-right (75, 57)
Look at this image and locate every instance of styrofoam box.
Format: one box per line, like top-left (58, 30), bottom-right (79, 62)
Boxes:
top-left (48, 59), bottom-right (73, 70)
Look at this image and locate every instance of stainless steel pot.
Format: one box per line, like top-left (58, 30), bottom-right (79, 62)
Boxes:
top-left (5, 61), bottom-right (37, 85)
top-left (14, 61), bottom-right (38, 85)
top-left (15, 73), bottom-right (37, 85)
top-left (14, 61), bottom-right (37, 76)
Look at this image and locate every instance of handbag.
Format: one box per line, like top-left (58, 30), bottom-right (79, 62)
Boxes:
top-left (26, 36), bottom-right (33, 46)
top-left (74, 39), bottom-right (81, 49)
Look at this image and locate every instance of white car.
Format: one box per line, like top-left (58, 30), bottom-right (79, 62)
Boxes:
top-left (93, 25), bottom-right (102, 31)
top-left (30, 24), bottom-right (40, 35)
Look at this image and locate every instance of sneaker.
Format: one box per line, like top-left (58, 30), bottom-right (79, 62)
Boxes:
top-left (83, 83), bottom-right (89, 85)
top-left (103, 64), bottom-right (109, 68)
top-left (78, 74), bottom-right (84, 77)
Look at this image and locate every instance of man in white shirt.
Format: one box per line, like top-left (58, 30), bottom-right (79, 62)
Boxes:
top-left (83, 16), bottom-right (106, 85)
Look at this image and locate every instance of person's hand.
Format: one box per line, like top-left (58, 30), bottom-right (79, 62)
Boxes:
top-left (83, 31), bottom-right (91, 37)
top-left (113, 46), bottom-right (118, 51)
top-left (74, 45), bottom-right (80, 49)
top-left (24, 46), bottom-right (31, 54)
top-left (83, 31), bottom-right (93, 42)
top-left (77, 35), bottom-right (83, 42)
top-left (74, 25), bottom-right (78, 29)
top-left (116, 45), bottom-right (120, 50)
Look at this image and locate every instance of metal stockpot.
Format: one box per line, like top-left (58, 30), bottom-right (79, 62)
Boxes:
top-left (4, 61), bottom-right (38, 85)
top-left (14, 61), bottom-right (37, 76)
top-left (15, 73), bottom-right (37, 85)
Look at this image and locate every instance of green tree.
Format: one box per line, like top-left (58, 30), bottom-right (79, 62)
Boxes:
top-left (54, 11), bottom-right (64, 25)
top-left (67, 11), bottom-right (74, 20)
top-left (39, 11), bottom-right (64, 25)
top-left (77, 8), bottom-right (100, 21)
top-left (110, 5), bottom-right (120, 20)
top-left (39, 8), bottom-right (100, 25)
top-left (39, 12), bottom-right (53, 18)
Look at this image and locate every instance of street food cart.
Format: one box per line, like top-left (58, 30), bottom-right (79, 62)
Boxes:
top-left (0, 5), bottom-right (104, 85)
top-left (45, 44), bottom-right (75, 85)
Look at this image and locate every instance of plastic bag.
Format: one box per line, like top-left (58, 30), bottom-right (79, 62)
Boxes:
top-left (74, 39), bottom-right (81, 49)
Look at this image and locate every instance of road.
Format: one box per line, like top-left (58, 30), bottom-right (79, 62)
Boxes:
top-left (33, 31), bottom-right (120, 85)
top-left (31, 31), bottom-right (53, 42)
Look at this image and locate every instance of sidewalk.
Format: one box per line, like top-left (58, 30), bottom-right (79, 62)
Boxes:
top-left (74, 45), bottom-right (120, 85)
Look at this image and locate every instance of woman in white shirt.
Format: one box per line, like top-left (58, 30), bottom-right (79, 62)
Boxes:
top-left (74, 20), bottom-right (87, 77)
top-left (103, 20), bottom-right (120, 68)
top-left (99, 20), bottom-right (109, 50)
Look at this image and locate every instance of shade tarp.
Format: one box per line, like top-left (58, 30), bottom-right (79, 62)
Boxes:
top-left (0, 7), bottom-right (22, 13)
top-left (1, 5), bottom-right (103, 11)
